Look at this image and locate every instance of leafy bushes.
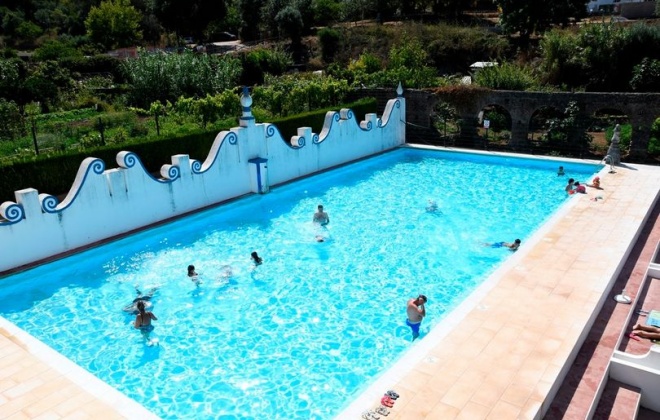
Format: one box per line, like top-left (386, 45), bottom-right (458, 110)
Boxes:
top-left (630, 58), bottom-right (660, 92)
top-left (318, 27), bottom-right (341, 63)
top-left (541, 101), bottom-right (592, 156)
top-left (240, 47), bottom-right (294, 86)
top-left (0, 99), bottom-right (25, 141)
top-left (252, 73), bottom-right (351, 117)
top-left (123, 50), bottom-right (242, 107)
top-left (540, 24), bottom-right (660, 92)
top-left (473, 62), bottom-right (539, 91)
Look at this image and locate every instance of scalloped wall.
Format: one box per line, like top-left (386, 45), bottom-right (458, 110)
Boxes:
top-left (0, 97), bottom-right (405, 274)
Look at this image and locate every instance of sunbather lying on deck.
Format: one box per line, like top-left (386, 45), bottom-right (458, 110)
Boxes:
top-left (630, 324), bottom-right (660, 340)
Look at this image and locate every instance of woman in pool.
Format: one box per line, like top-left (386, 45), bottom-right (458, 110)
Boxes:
top-left (134, 300), bottom-right (158, 345)
top-left (134, 300), bottom-right (157, 331)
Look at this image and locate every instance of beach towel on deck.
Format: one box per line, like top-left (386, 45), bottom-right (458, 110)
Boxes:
top-left (646, 310), bottom-right (660, 327)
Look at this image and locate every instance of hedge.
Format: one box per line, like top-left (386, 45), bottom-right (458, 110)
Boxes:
top-left (0, 98), bottom-right (377, 203)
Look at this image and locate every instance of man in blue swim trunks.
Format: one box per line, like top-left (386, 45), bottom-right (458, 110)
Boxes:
top-left (406, 295), bottom-right (427, 341)
top-left (487, 239), bottom-right (521, 250)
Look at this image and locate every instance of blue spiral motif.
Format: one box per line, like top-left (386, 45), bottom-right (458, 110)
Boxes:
top-left (346, 109), bottom-right (354, 120)
top-left (333, 113), bottom-right (340, 122)
top-left (266, 124), bottom-right (276, 138)
top-left (40, 195), bottom-right (60, 213)
top-left (394, 100), bottom-right (401, 109)
top-left (120, 152), bottom-right (138, 168)
top-left (191, 160), bottom-right (202, 174)
top-left (2, 203), bottom-right (24, 222)
top-left (312, 133), bottom-right (320, 144)
top-left (166, 165), bottom-right (180, 180)
top-left (90, 159), bottom-right (105, 174)
top-left (378, 119), bottom-right (383, 128)
top-left (227, 132), bottom-right (238, 145)
top-left (364, 121), bottom-right (373, 130)
top-left (295, 137), bottom-right (306, 148)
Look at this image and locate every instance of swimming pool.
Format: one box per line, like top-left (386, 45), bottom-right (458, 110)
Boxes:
top-left (0, 148), bottom-right (600, 419)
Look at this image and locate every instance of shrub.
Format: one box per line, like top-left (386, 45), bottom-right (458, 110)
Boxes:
top-left (33, 39), bottom-right (83, 61)
top-left (473, 62), bottom-right (539, 91)
top-left (240, 47), bottom-right (293, 86)
top-left (630, 58), bottom-right (660, 92)
top-left (318, 27), bottom-right (341, 63)
top-left (0, 99), bottom-right (25, 141)
top-left (123, 50), bottom-right (242, 108)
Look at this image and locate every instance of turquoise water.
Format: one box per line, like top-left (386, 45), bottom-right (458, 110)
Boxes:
top-left (0, 149), bottom-right (600, 419)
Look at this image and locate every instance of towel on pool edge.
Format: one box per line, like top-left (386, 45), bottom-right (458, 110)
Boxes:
top-left (646, 310), bottom-right (660, 327)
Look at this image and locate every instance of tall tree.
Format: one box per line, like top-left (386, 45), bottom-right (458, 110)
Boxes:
top-left (495, 0), bottom-right (585, 45)
top-left (239, 0), bottom-right (265, 41)
top-left (152, 0), bottom-right (226, 40)
top-left (85, 0), bottom-right (143, 49)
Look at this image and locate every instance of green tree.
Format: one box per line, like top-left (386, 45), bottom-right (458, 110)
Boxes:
top-left (0, 58), bottom-right (22, 101)
top-left (0, 99), bottom-right (24, 141)
top-left (152, 0), bottom-right (226, 40)
top-left (85, 0), bottom-right (143, 50)
top-left (543, 101), bottom-right (592, 156)
top-left (318, 27), bottom-right (341, 63)
top-left (276, 6), bottom-right (304, 46)
top-left (239, 0), bottom-right (265, 41)
top-left (630, 58), bottom-right (660, 92)
top-left (312, 0), bottom-right (344, 26)
top-left (33, 39), bottom-right (83, 61)
top-left (495, 0), bottom-right (585, 45)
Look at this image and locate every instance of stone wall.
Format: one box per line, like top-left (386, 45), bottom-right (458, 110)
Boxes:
top-left (351, 88), bottom-right (660, 160)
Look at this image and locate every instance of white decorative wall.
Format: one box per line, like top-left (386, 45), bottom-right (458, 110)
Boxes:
top-left (0, 87), bottom-right (406, 274)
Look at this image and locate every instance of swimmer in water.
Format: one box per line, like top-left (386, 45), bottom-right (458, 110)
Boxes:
top-left (134, 300), bottom-right (158, 345)
top-left (122, 287), bottom-right (156, 314)
top-left (251, 251), bottom-right (263, 265)
top-left (485, 239), bottom-right (521, 251)
top-left (188, 264), bottom-right (201, 285)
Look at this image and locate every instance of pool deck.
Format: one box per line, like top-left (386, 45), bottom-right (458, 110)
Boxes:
top-left (1, 150), bottom-right (660, 419)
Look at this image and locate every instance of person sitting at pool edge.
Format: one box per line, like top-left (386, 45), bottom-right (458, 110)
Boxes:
top-left (251, 251), bottom-right (263, 265)
top-left (574, 181), bottom-right (586, 194)
top-left (487, 239), bottom-right (521, 250)
top-left (587, 176), bottom-right (601, 189)
top-left (313, 204), bottom-right (329, 226)
top-left (406, 294), bottom-right (427, 341)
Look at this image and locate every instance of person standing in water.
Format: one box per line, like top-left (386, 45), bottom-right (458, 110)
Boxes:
top-left (134, 300), bottom-right (158, 344)
top-left (313, 205), bottom-right (330, 226)
top-left (406, 295), bottom-right (427, 340)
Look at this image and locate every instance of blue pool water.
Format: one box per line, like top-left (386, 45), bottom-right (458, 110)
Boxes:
top-left (0, 148), bottom-right (600, 419)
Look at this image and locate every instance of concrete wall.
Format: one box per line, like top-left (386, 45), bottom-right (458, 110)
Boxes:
top-left (611, 346), bottom-right (660, 412)
top-left (0, 91), bottom-right (406, 275)
top-left (620, 1), bottom-right (656, 19)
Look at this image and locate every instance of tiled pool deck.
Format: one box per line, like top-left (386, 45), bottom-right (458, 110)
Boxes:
top-left (1, 150), bottom-right (659, 419)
